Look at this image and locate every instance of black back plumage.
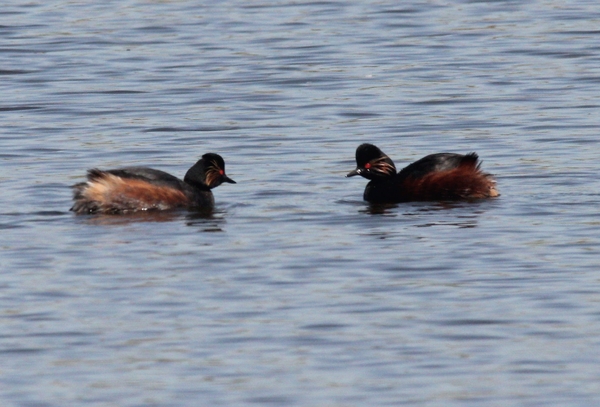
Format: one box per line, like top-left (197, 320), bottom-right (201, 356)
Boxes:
top-left (397, 153), bottom-right (479, 180)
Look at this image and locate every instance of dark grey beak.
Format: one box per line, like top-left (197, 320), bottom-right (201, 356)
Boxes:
top-left (346, 168), bottom-right (360, 178)
top-left (223, 175), bottom-right (236, 184)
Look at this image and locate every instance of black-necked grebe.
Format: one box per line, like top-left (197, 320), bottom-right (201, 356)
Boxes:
top-left (346, 143), bottom-right (498, 203)
top-left (71, 153), bottom-right (235, 214)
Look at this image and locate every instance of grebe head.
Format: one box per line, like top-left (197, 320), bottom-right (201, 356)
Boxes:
top-left (346, 143), bottom-right (396, 180)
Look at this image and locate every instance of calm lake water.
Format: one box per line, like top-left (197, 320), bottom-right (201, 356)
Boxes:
top-left (2, 0), bottom-right (600, 406)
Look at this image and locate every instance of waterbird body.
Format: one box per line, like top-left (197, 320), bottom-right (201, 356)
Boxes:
top-left (71, 153), bottom-right (235, 214)
top-left (346, 143), bottom-right (498, 203)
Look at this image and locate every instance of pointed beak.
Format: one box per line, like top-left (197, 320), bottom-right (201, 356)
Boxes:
top-left (222, 175), bottom-right (236, 184)
top-left (346, 168), bottom-right (360, 178)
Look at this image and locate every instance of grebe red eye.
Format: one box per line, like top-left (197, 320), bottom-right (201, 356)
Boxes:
top-left (364, 163), bottom-right (371, 169)
top-left (219, 169), bottom-right (224, 175)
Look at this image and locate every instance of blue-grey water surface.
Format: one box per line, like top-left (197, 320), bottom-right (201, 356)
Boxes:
top-left (2, 1), bottom-right (600, 406)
